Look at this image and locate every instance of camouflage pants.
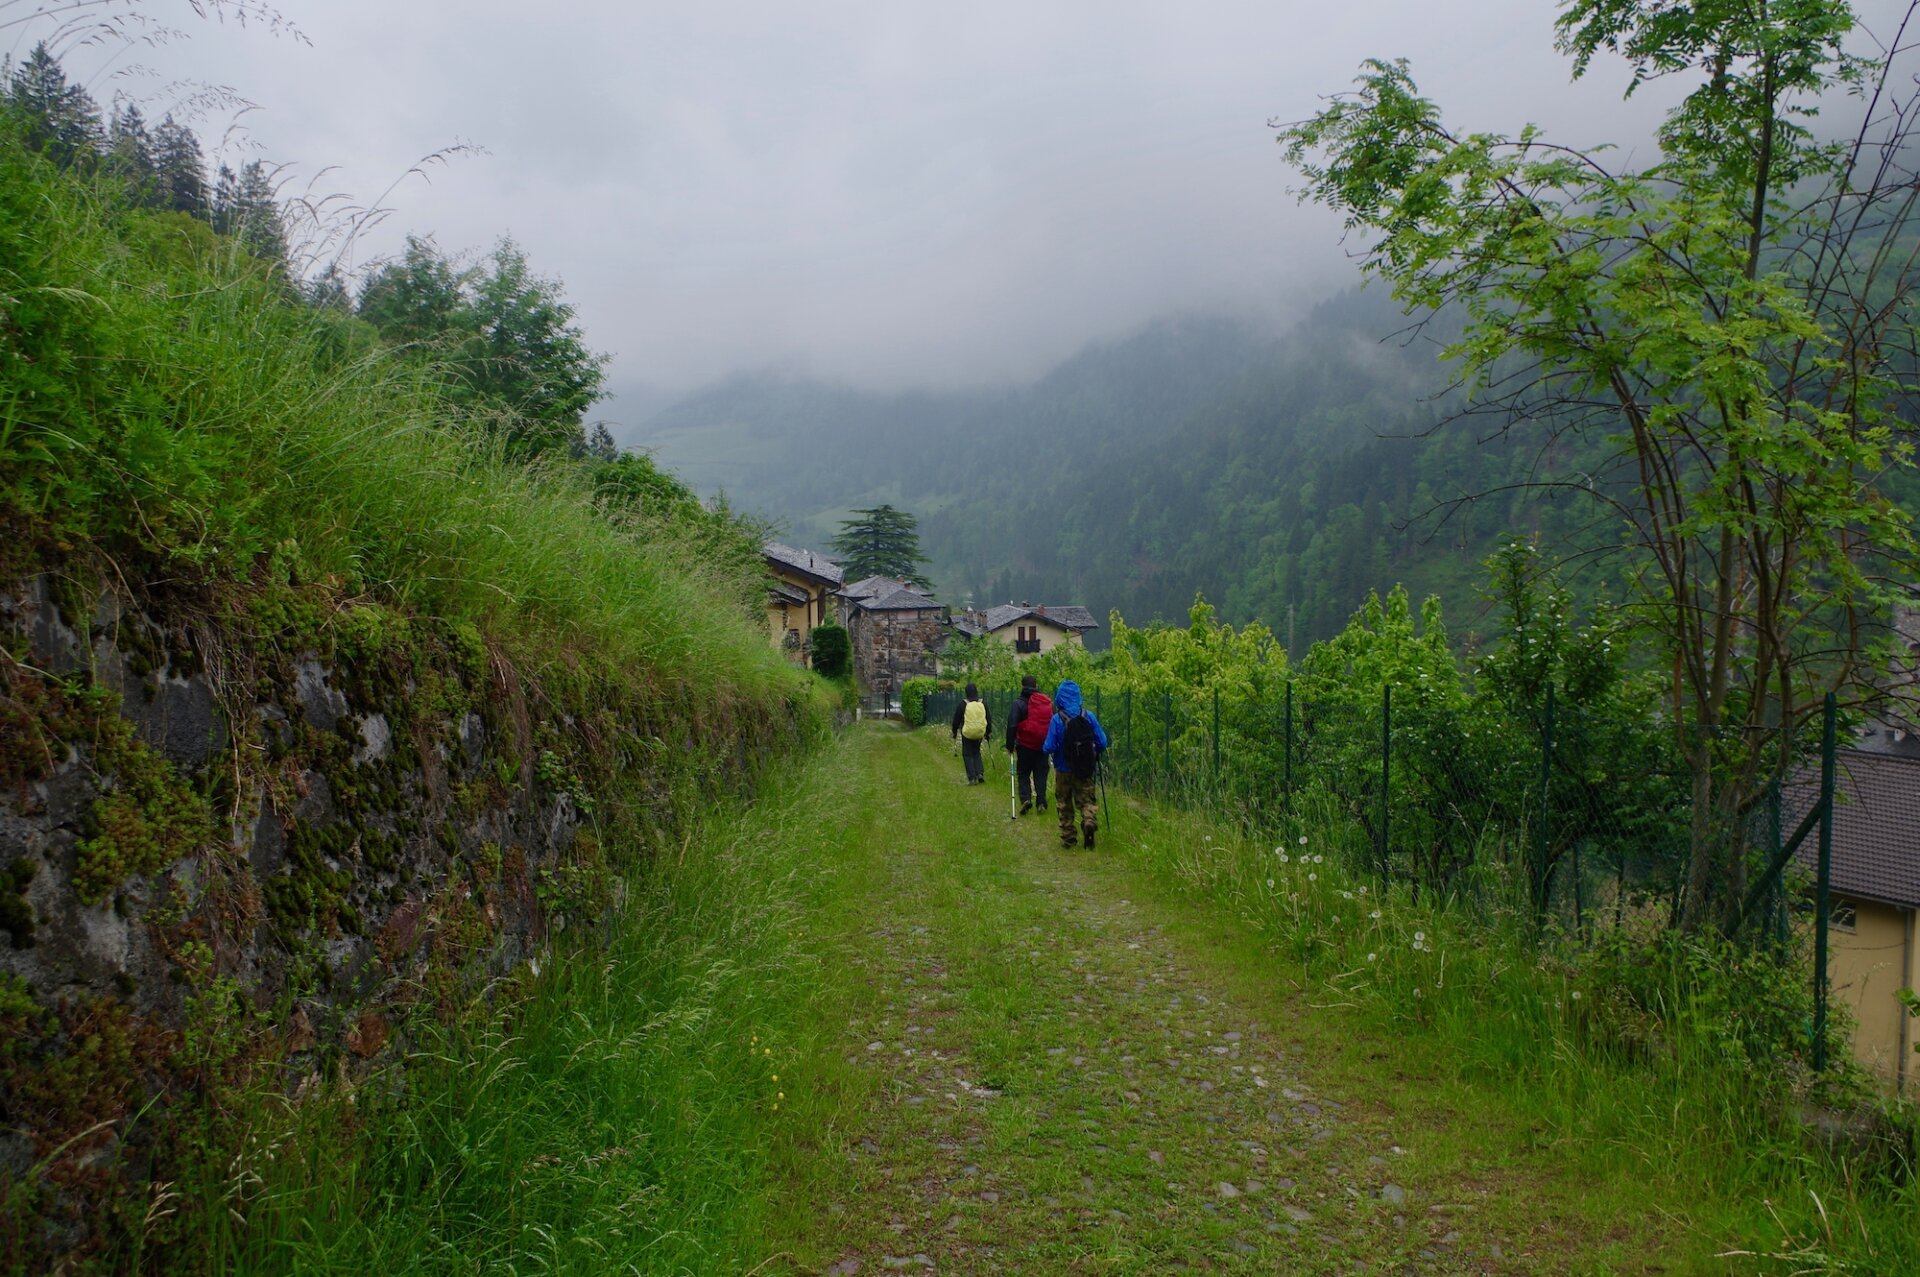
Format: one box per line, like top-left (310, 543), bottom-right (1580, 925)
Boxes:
top-left (1056, 770), bottom-right (1098, 846)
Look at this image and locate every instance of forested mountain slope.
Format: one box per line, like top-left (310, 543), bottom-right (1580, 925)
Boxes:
top-left (635, 289), bottom-right (1616, 647)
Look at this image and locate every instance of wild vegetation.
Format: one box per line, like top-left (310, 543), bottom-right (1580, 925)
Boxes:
top-left (0, 40), bottom-right (826, 1271)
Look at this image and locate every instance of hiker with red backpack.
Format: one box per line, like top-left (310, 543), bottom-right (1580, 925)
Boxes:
top-left (1004, 673), bottom-right (1052, 815)
top-left (950, 682), bottom-right (992, 785)
top-left (1041, 679), bottom-right (1108, 849)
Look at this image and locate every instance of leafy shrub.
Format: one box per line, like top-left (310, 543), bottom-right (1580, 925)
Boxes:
top-left (809, 623), bottom-right (850, 679)
top-left (900, 676), bottom-right (939, 725)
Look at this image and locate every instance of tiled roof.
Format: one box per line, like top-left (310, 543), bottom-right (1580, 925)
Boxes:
top-left (1789, 749), bottom-right (1920, 908)
top-left (768, 580), bottom-right (809, 607)
top-left (841, 574), bottom-right (920, 600)
top-left (864, 587), bottom-right (944, 612)
top-left (980, 603), bottom-right (1099, 632)
top-left (764, 542), bottom-right (844, 585)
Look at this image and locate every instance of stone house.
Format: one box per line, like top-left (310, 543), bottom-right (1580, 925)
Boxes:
top-left (836, 576), bottom-right (947, 700)
top-left (762, 542), bottom-right (843, 666)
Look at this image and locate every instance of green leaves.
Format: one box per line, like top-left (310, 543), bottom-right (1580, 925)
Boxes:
top-left (1281, 0), bottom-right (1920, 930)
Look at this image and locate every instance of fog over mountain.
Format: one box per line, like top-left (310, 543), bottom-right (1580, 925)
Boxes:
top-left (65, 0), bottom-right (1701, 420)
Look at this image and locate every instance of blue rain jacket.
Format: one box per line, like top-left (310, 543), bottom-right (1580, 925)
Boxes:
top-left (1041, 680), bottom-right (1109, 775)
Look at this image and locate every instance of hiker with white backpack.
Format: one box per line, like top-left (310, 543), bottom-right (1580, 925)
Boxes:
top-left (950, 682), bottom-right (992, 785)
top-left (1041, 679), bottom-right (1108, 849)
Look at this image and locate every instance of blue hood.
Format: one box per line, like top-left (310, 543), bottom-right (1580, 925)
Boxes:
top-left (1054, 680), bottom-right (1083, 716)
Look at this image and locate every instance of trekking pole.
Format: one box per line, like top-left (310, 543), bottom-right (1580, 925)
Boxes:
top-left (1009, 752), bottom-right (1018, 821)
top-left (1098, 756), bottom-right (1112, 840)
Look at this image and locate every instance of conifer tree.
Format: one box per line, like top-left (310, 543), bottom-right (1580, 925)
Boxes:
top-left (6, 43), bottom-right (102, 168)
top-left (106, 102), bottom-right (156, 199)
top-left (150, 114), bottom-right (208, 217)
top-left (833, 505), bottom-right (933, 588)
top-left (212, 159), bottom-right (288, 267)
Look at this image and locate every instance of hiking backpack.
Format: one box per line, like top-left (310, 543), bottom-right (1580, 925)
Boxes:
top-left (961, 699), bottom-right (988, 741)
top-left (1061, 712), bottom-right (1100, 778)
top-left (1015, 692), bottom-right (1052, 750)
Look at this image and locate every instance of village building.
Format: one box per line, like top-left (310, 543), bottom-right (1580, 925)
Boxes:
top-left (1794, 749), bottom-right (1920, 1092)
top-left (951, 602), bottom-right (1099, 657)
top-left (835, 576), bottom-right (948, 701)
top-left (762, 542), bottom-right (843, 666)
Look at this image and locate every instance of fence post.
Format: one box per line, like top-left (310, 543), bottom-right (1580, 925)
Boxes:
top-left (1379, 683), bottom-right (1391, 888)
top-left (1162, 690), bottom-right (1172, 792)
top-left (1813, 690), bottom-right (1837, 1071)
top-left (1769, 779), bottom-right (1787, 947)
top-left (1212, 687), bottom-right (1221, 778)
top-left (1283, 680), bottom-right (1294, 794)
top-left (1538, 682), bottom-right (1555, 926)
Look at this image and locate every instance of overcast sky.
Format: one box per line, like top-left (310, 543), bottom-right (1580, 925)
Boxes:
top-left (30, 1), bottom-right (1708, 422)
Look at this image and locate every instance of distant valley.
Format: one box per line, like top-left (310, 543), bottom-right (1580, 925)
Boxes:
top-left (626, 289), bottom-right (1616, 649)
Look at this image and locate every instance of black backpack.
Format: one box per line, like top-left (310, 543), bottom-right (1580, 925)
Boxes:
top-left (1061, 712), bottom-right (1100, 778)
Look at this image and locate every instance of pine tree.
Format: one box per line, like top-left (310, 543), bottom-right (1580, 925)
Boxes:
top-left (106, 102), bottom-right (156, 200)
top-left (150, 114), bottom-right (208, 218)
top-left (832, 505), bottom-right (933, 588)
top-left (6, 43), bottom-right (102, 169)
top-left (212, 160), bottom-right (288, 267)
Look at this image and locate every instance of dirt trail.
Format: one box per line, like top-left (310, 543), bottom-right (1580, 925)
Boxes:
top-left (778, 729), bottom-right (1515, 1275)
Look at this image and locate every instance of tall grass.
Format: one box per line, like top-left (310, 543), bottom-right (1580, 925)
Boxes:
top-left (0, 120), bottom-right (792, 711)
top-left (1110, 793), bottom-right (1920, 1270)
top-left (160, 724), bottom-right (854, 1275)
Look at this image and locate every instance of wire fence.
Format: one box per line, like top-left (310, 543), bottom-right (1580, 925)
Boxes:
top-left (924, 683), bottom-right (1843, 1065)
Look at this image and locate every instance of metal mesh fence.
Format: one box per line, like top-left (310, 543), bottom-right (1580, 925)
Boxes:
top-left (922, 681), bottom-right (1841, 1061)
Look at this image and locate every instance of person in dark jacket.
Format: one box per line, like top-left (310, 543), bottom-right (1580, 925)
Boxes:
top-left (1004, 673), bottom-right (1051, 815)
top-left (950, 682), bottom-right (991, 784)
top-left (1041, 680), bottom-right (1108, 849)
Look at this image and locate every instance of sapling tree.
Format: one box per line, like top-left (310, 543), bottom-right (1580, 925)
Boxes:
top-left (1281, 0), bottom-right (1920, 932)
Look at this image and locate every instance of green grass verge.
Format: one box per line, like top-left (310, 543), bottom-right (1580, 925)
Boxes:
top-left (1102, 784), bottom-right (1920, 1272)
top-left (201, 727), bottom-right (879, 1274)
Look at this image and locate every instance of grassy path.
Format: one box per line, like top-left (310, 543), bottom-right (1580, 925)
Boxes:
top-left (763, 726), bottom-right (1657, 1275)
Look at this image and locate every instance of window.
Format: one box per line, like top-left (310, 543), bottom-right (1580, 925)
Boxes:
top-left (1829, 899), bottom-right (1857, 932)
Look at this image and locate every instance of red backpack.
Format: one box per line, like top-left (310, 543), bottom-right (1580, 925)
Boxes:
top-left (1015, 692), bottom-right (1053, 750)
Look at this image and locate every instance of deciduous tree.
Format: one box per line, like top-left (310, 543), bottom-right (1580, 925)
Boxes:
top-left (1281, 0), bottom-right (1920, 932)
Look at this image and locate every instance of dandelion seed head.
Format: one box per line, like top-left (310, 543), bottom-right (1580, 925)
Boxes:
top-left (1298, 835), bottom-right (1308, 845)
top-left (1308, 872), bottom-right (1318, 882)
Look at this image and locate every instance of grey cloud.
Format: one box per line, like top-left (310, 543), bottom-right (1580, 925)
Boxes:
top-left (73, 1), bottom-right (1711, 414)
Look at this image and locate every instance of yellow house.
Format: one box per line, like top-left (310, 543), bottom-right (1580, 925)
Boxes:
top-left (1797, 750), bottom-right (1920, 1091)
top-left (763, 542), bottom-right (843, 665)
top-left (952, 603), bottom-right (1098, 657)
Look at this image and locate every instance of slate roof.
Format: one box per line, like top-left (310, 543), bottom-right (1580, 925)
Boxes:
top-left (980, 603), bottom-right (1099, 633)
top-left (763, 542), bottom-right (844, 586)
top-left (1789, 749), bottom-right (1920, 908)
top-left (863, 587), bottom-right (944, 613)
top-left (768, 580), bottom-right (810, 607)
top-left (840, 574), bottom-right (924, 600)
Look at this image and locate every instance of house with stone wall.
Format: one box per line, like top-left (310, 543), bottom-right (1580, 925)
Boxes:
top-left (836, 576), bottom-right (947, 701)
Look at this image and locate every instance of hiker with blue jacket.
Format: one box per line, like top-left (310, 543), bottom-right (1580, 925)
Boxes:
top-left (1042, 680), bottom-right (1108, 849)
top-left (950, 682), bottom-right (991, 785)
